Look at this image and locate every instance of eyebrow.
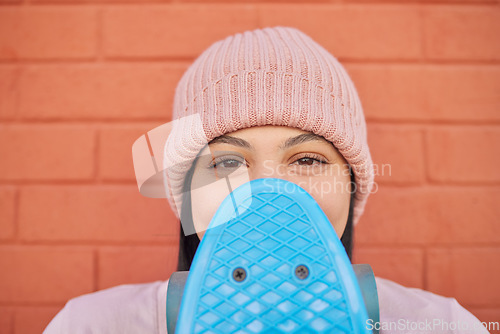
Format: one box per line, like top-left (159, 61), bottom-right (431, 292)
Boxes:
top-left (208, 133), bottom-right (328, 151)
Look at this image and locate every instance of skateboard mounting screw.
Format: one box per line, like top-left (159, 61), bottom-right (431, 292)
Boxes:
top-left (295, 265), bottom-right (309, 279)
top-left (232, 267), bottom-right (246, 282)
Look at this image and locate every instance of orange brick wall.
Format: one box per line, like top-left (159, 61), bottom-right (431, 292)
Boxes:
top-left (0, 1), bottom-right (499, 333)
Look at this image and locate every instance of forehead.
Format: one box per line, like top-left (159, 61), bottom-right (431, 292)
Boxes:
top-left (208, 126), bottom-right (330, 147)
top-left (196, 125), bottom-right (335, 157)
top-left (221, 125), bottom-right (311, 138)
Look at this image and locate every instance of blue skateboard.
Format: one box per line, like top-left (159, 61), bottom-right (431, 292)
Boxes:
top-left (168, 178), bottom-right (378, 333)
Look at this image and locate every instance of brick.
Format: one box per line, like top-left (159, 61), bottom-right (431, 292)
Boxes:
top-left (347, 65), bottom-right (425, 121)
top-left (0, 246), bottom-right (93, 303)
top-left (468, 309), bottom-right (500, 333)
top-left (258, 5), bottom-right (422, 60)
top-left (0, 125), bottom-right (95, 181)
top-left (19, 64), bottom-right (185, 120)
top-left (425, 187), bottom-right (500, 244)
top-left (423, 6), bottom-right (500, 61)
top-left (355, 186), bottom-right (439, 245)
top-left (0, 187), bottom-right (16, 240)
top-left (0, 307), bottom-right (14, 334)
top-left (19, 185), bottom-right (177, 241)
top-left (103, 5), bottom-right (258, 58)
top-left (426, 127), bottom-right (500, 183)
top-left (181, 0), bottom-right (331, 2)
top-left (367, 124), bottom-right (425, 184)
top-left (423, 65), bottom-right (500, 122)
top-left (99, 123), bottom-right (161, 181)
top-left (348, 64), bottom-right (500, 122)
top-left (356, 186), bottom-right (500, 245)
top-left (14, 306), bottom-right (61, 334)
top-left (427, 247), bottom-right (500, 307)
top-left (421, 0), bottom-right (497, 3)
top-left (0, 7), bottom-right (97, 60)
top-left (98, 246), bottom-right (177, 290)
top-left (353, 247), bottom-right (424, 289)
top-left (0, 66), bottom-right (19, 120)
top-left (373, 0), bottom-right (498, 2)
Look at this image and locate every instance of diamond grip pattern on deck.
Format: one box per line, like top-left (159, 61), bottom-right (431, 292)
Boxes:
top-left (176, 179), bottom-right (367, 334)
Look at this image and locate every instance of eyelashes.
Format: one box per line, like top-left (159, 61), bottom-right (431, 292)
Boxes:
top-left (208, 155), bottom-right (246, 169)
top-left (290, 153), bottom-right (329, 166)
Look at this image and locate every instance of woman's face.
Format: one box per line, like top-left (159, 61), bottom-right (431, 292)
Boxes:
top-left (190, 125), bottom-right (352, 240)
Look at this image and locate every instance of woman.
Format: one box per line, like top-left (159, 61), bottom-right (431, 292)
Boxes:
top-left (44, 26), bottom-right (487, 334)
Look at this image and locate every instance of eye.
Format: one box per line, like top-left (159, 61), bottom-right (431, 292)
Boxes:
top-left (209, 156), bottom-right (246, 170)
top-left (291, 153), bottom-right (328, 167)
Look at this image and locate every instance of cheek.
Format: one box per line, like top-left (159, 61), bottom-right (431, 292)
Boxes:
top-left (295, 175), bottom-right (351, 238)
top-left (190, 180), bottom-right (231, 238)
top-left (315, 191), bottom-right (350, 238)
top-left (190, 164), bottom-right (252, 238)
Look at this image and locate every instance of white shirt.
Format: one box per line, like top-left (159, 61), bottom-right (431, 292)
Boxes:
top-left (43, 277), bottom-right (489, 334)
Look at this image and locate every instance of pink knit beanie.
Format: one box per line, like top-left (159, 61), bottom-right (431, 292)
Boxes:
top-left (161, 26), bottom-right (374, 226)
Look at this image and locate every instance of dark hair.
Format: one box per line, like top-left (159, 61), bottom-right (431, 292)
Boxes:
top-left (176, 152), bottom-right (356, 271)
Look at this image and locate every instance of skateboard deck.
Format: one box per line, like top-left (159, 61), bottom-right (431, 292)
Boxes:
top-left (175, 178), bottom-right (371, 334)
